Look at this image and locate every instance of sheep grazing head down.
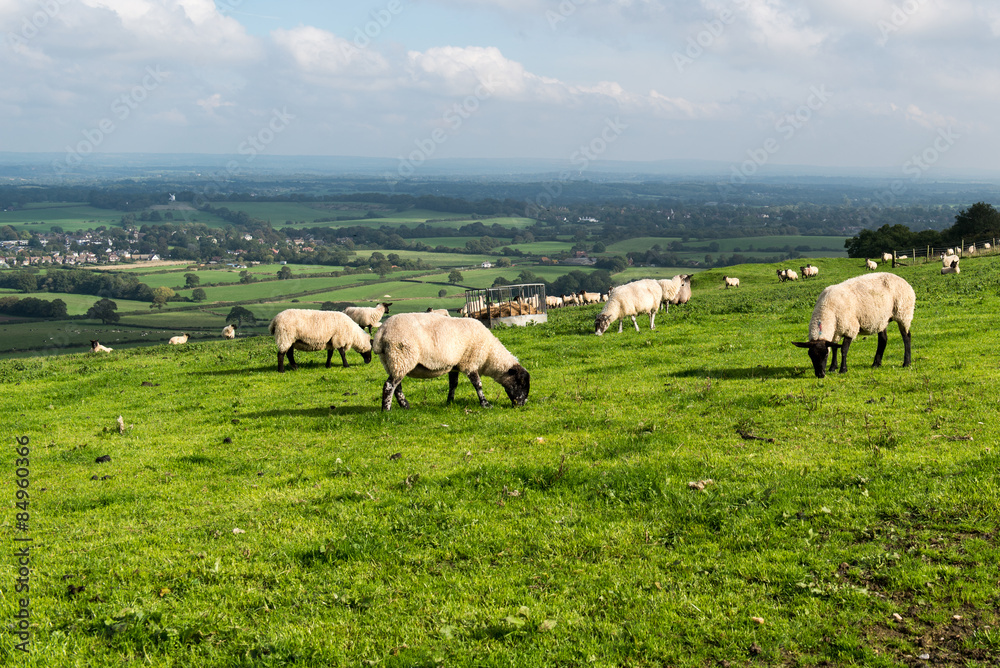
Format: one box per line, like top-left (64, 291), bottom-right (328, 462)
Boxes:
top-left (792, 340), bottom-right (842, 379)
top-left (497, 363), bottom-right (531, 406)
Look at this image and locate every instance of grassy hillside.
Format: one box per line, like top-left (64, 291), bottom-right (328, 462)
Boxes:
top-left (2, 256), bottom-right (998, 666)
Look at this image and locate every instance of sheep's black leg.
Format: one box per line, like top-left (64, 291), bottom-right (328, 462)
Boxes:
top-left (447, 370), bottom-right (460, 403)
top-left (325, 348), bottom-right (335, 368)
top-left (838, 337), bottom-right (852, 374)
top-left (828, 345), bottom-right (838, 373)
top-left (277, 351), bottom-right (286, 373)
top-left (382, 378), bottom-right (399, 411)
top-left (286, 348), bottom-right (298, 371)
top-left (469, 371), bottom-right (491, 408)
top-left (900, 324), bottom-right (912, 367)
top-left (872, 330), bottom-right (888, 368)
top-left (337, 346), bottom-right (349, 368)
top-left (394, 382), bottom-right (409, 409)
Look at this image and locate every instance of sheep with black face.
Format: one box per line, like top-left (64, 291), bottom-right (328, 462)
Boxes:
top-left (792, 273), bottom-right (914, 378)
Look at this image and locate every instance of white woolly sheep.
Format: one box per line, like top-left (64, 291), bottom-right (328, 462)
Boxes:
top-left (968, 245), bottom-right (976, 255)
top-left (425, 308), bottom-right (451, 316)
top-left (373, 312), bottom-right (530, 411)
top-left (881, 252), bottom-right (893, 263)
top-left (595, 279), bottom-right (662, 335)
top-left (793, 272), bottom-right (914, 378)
top-left (562, 293), bottom-right (579, 306)
top-left (269, 309), bottom-right (373, 373)
top-left (777, 268), bottom-right (798, 282)
top-left (578, 291), bottom-right (602, 305)
top-left (168, 333), bottom-right (189, 345)
top-left (545, 295), bottom-right (564, 309)
top-left (344, 302), bottom-right (392, 334)
top-left (898, 255), bottom-right (908, 259)
top-left (865, 259), bottom-right (877, 271)
top-left (657, 275), bottom-right (683, 308)
top-left (941, 260), bottom-right (960, 275)
top-left (985, 243), bottom-right (992, 250)
top-left (723, 276), bottom-right (740, 288)
top-left (800, 264), bottom-right (819, 278)
top-left (941, 254), bottom-right (959, 267)
top-left (222, 324), bottom-right (236, 339)
top-left (671, 274), bottom-right (692, 304)
top-left (90, 340), bottom-right (113, 353)
top-left (946, 248), bottom-right (955, 255)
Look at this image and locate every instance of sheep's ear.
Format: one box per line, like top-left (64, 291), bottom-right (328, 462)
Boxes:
top-left (791, 341), bottom-right (814, 348)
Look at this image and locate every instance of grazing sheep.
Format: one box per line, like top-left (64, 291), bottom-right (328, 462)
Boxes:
top-left (777, 268), bottom-right (798, 282)
top-left (941, 259), bottom-right (960, 275)
top-left (723, 276), bottom-right (740, 288)
top-left (373, 313), bottom-right (530, 411)
top-left (562, 293), bottom-right (579, 306)
top-left (269, 309), bottom-right (373, 373)
top-left (222, 324), bottom-right (236, 339)
top-left (168, 333), bottom-right (190, 345)
top-left (881, 252), bottom-right (893, 263)
top-left (800, 264), bottom-right (819, 278)
top-left (595, 279), bottom-right (663, 335)
top-left (601, 293), bottom-right (609, 302)
top-left (545, 295), bottom-right (564, 309)
top-left (578, 291), bottom-right (602, 305)
top-left (865, 259), bottom-right (877, 271)
top-left (941, 254), bottom-right (959, 267)
top-left (90, 340), bottom-right (113, 353)
top-left (657, 275), bottom-right (684, 309)
top-left (425, 308), bottom-right (451, 316)
top-left (792, 272), bottom-right (914, 378)
top-left (968, 245), bottom-right (976, 255)
top-left (344, 302), bottom-right (392, 334)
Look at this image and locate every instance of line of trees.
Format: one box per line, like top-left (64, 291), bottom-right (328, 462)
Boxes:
top-left (845, 202), bottom-right (1000, 258)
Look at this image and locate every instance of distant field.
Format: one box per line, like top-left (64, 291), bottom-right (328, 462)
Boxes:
top-left (0, 203), bottom-right (229, 232)
top-left (607, 235), bottom-right (849, 256)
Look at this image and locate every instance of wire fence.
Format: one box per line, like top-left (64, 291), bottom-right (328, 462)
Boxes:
top-left (878, 237), bottom-right (1000, 266)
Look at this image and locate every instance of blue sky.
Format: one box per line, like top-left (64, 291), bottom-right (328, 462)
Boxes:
top-left (1, 0), bottom-right (998, 179)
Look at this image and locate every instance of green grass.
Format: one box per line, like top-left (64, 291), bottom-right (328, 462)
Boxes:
top-left (2, 256), bottom-right (999, 666)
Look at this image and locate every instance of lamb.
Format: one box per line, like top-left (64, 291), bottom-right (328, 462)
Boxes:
top-left (792, 272), bottom-right (914, 378)
top-left (595, 279), bottom-right (663, 335)
top-left (941, 254), bottom-right (959, 267)
top-left (800, 264), bottom-right (819, 278)
top-left (373, 312), bottom-right (530, 411)
top-left (343, 302), bottom-right (392, 334)
top-left (268, 309), bottom-right (373, 373)
top-left (941, 259), bottom-right (960, 275)
top-left (168, 333), bottom-right (189, 345)
top-left (865, 259), bottom-right (877, 271)
top-left (90, 340), bottom-right (113, 353)
top-left (881, 252), bottom-right (893, 263)
top-left (723, 276), bottom-right (740, 288)
top-left (425, 308), bottom-right (451, 316)
top-left (222, 324), bottom-right (236, 339)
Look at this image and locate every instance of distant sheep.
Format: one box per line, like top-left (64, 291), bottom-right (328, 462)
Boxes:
top-left (800, 264), bottom-right (819, 278)
top-left (968, 245), bottom-right (976, 255)
top-left (657, 275), bottom-right (684, 309)
top-left (268, 309), bottom-right (372, 373)
top-left (941, 260), bottom-right (960, 275)
top-left (168, 333), bottom-right (189, 345)
top-left (595, 279), bottom-right (663, 335)
top-left (941, 254), bottom-right (959, 267)
top-left (425, 308), bottom-right (451, 316)
top-left (793, 272), bottom-right (914, 378)
top-left (897, 255), bottom-right (908, 259)
top-left (90, 340), bottom-right (112, 353)
top-left (946, 248), bottom-right (955, 255)
top-left (344, 302), bottom-right (392, 334)
top-left (723, 276), bottom-right (740, 288)
top-left (777, 268), bottom-right (799, 282)
top-left (881, 252), bottom-right (893, 263)
top-left (373, 313), bottom-right (530, 410)
top-left (578, 290), bottom-right (602, 305)
top-left (985, 243), bottom-right (992, 250)
top-left (545, 295), bottom-right (564, 309)
top-left (865, 259), bottom-right (877, 271)
top-left (222, 324), bottom-right (236, 339)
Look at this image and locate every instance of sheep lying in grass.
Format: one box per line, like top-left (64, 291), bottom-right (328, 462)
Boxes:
top-left (373, 312), bottom-right (530, 410)
top-left (595, 279), bottom-right (662, 335)
top-left (168, 333), bottom-right (189, 345)
top-left (800, 264), bottom-right (819, 278)
top-left (425, 308), bottom-right (451, 316)
top-left (269, 309), bottom-right (372, 373)
top-left (793, 272), bottom-right (914, 378)
top-left (344, 302), bottom-right (392, 334)
top-left (723, 276), bottom-right (740, 288)
top-left (942, 253), bottom-right (959, 267)
top-left (941, 259), bottom-right (960, 275)
top-left (865, 259), bottom-right (877, 271)
top-left (222, 324), bottom-right (236, 339)
top-left (90, 340), bottom-right (112, 353)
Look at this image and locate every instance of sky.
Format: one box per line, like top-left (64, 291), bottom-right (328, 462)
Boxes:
top-left (1, 0), bottom-right (999, 180)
